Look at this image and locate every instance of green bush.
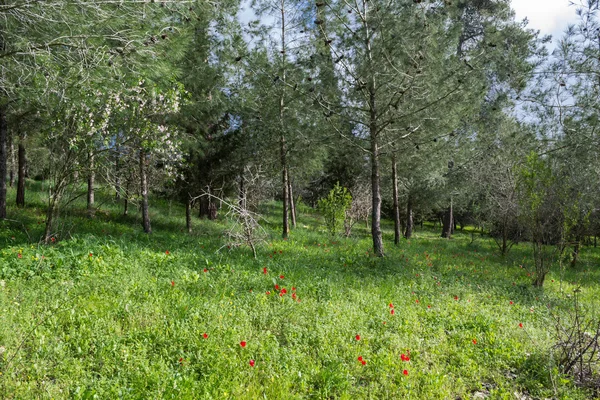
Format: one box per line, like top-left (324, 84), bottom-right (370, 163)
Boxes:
top-left (317, 183), bottom-right (352, 236)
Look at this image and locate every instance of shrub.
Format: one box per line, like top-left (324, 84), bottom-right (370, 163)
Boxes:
top-left (317, 183), bottom-right (352, 237)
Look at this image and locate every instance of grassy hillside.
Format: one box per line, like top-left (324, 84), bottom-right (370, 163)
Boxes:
top-left (0, 182), bottom-right (599, 399)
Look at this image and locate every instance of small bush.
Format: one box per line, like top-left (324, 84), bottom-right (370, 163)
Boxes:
top-left (317, 183), bottom-right (352, 237)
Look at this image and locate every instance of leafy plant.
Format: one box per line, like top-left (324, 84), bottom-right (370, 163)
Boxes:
top-left (317, 183), bottom-right (352, 237)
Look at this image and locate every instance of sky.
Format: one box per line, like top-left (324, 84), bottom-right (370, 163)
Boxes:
top-left (511, 0), bottom-right (579, 42)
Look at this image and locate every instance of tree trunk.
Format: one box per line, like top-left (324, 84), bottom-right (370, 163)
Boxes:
top-left (87, 151), bottom-right (95, 217)
top-left (405, 195), bottom-right (414, 239)
top-left (570, 239), bottom-right (580, 268)
top-left (279, 2), bottom-right (289, 240)
top-left (186, 197), bottom-right (192, 234)
top-left (115, 143), bottom-right (121, 201)
top-left (139, 148), bottom-right (151, 233)
top-left (441, 200), bottom-right (453, 239)
top-left (288, 177), bottom-right (296, 229)
top-left (0, 104), bottom-right (7, 219)
top-left (370, 133), bottom-right (383, 256)
top-left (239, 172), bottom-right (245, 209)
top-left (16, 139), bottom-right (25, 207)
top-left (8, 132), bottom-right (14, 187)
top-left (392, 154), bottom-right (400, 245)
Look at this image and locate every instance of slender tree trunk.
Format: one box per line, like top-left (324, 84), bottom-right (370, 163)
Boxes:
top-left (288, 177), bottom-right (296, 228)
top-left (279, 0), bottom-right (289, 239)
top-left (186, 197), bottom-right (192, 234)
top-left (441, 199), bottom-right (453, 238)
top-left (139, 148), bottom-right (151, 233)
top-left (370, 133), bottom-right (383, 256)
top-left (570, 239), bottom-right (580, 268)
top-left (239, 172), bottom-right (245, 209)
top-left (115, 143), bottom-right (121, 201)
top-left (16, 138), bottom-right (25, 207)
top-left (364, 3), bottom-right (383, 257)
top-left (87, 151), bottom-right (95, 217)
top-left (405, 195), bottom-right (414, 239)
top-left (392, 154), bottom-right (400, 245)
top-left (8, 132), bottom-right (14, 187)
top-left (0, 104), bottom-right (7, 219)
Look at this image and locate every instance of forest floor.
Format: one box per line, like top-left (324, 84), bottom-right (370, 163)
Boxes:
top-left (0, 181), bottom-right (599, 399)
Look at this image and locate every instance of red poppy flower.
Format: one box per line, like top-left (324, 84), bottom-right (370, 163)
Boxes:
top-left (358, 356), bottom-right (363, 361)
top-left (266, 291), bottom-right (271, 295)
top-left (403, 369), bottom-right (409, 376)
top-left (263, 267), bottom-right (268, 274)
top-left (509, 301), bottom-right (514, 305)
top-left (453, 295), bottom-right (458, 301)
top-left (17, 253), bottom-right (22, 259)
top-left (415, 299), bottom-right (419, 304)
top-left (519, 323), bottom-right (523, 328)
top-left (472, 339), bottom-right (477, 345)
top-left (389, 303), bottom-right (394, 308)
top-left (361, 360), bottom-right (366, 365)
top-left (292, 287), bottom-right (296, 291)
top-left (390, 309), bottom-right (395, 315)
top-left (355, 335), bottom-right (361, 341)
top-left (171, 280), bottom-right (175, 287)
top-left (292, 293), bottom-right (297, 300)
top-left (427, 305), bottom-right (431, 309)
top-left (179, 357), bottom-right (184, 364)
top-left (249, 359), bottom-right (255, 367)
top-left (240, 341), bottom-right (247, 348)
top-left (203, 333), bottom-right (208, 339)
top-left (281, 288), bottom-right (287, 294)
top-left (401, 354), bottom-right (410, 361)
top-left (203, 268), bottom-right (208, 273)
top-left (279, 275), bottom-right (284, 279)
top-left (89, 253), bottom-right (93, 258)
top-left (165, 250), bottom-right (170, 255)
top-left (275, 284), bottom-right (280, 290)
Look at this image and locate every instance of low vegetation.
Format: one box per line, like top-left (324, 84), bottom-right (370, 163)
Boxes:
top-left (0, 183), bottom-right (599, 399)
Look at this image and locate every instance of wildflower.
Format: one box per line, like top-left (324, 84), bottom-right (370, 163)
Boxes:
top-left (249, 359), bottom-right (255, 367)
top-left (17, 253), bottom-right (22, 259)
top-left (401, 353), bottom-right (410, 361)
top-left (240, 341), bottom-right (247, 348)
top-left (389, 303), bottom-right (394, 308)
top-left (403, 369), bottom-right (409, 376)
top-left (165, 250), bottom-right (170, 255)
top-left (453, 295), bottom-right (458, 301)
top-left (390, 309), bottom-right (395, 315)
top-left (361, 360), bottom-right (366, 365)
top-left (519, 323), bottom-right (523, 328)
top-left (275, 284), bottom-right (280, 290)
top-left (266, 291), bottom-right (271, 295)
top-left (203, 268), bottom-right (208, 273)
top-left (203, 333), bottom-right (208, 339)
top-left (509, 301), bottom-right (514, 305)
top-left (171, 280), bottom-right (175, 287)
top-left (280, 275), bottom-right (285, 279)
top-left (358, 356), bottom-right (363, 361)
top-left (263, 267), bottom-right (268, 274)
top-left (472, 339), bottom-right (477, 345)
top-left (355, 335), bottom-right (361, 341)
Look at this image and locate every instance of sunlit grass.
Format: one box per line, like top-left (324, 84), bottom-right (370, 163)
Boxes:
top-left (0, 180), bottom-right (598, 399)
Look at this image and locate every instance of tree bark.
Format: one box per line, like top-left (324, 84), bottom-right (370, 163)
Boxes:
top-left (139, 148), bottom-right (151, 233)
top-left (370, 133), bottom-right (383, 256)
top-left (279, 0), bottom-right (289, 239)
top-left (392, 154), bottom-right (400, 245)
top-left (115, 143), bottom-right (121, 201)
top-left (441, 199), bottom-right (453, 239)
top-left (238, 171), bottom-right (245, 209)
top-left (16, 138), bottom-right (25, 207)
top-left (87, 151), bottom-right (95, 217)
top-left (405, 195), bottom-right (414, 239)
top-left (0, 104), bottom-right (7, 219)
top-left (186, 197), bottom-right (192, 234)
top-left (8, 132), bottom-right (14, 187)
top-left (288, 177), bottom-right (296, 229)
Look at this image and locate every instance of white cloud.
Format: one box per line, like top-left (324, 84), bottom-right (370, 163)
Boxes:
top-left (511, 0), bottom-right (579, 39)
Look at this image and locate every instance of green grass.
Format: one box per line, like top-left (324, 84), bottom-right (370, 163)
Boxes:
top-left (0, 181), bottom-right (599, 399)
